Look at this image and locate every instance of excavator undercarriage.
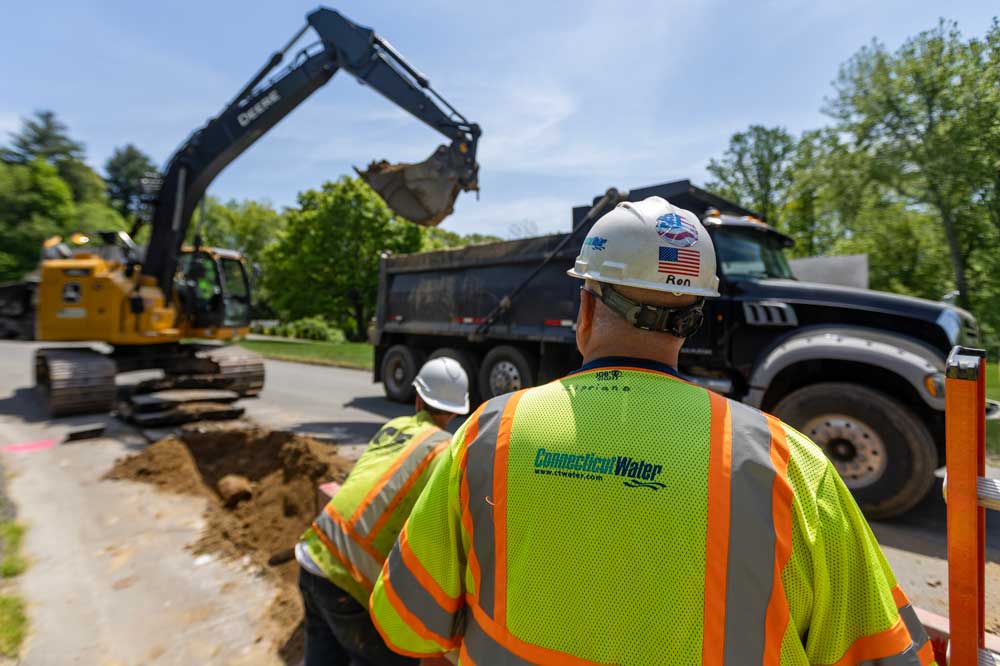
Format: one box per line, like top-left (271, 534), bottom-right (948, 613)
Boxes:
top-left (35, 344), bottom-right (264, 418)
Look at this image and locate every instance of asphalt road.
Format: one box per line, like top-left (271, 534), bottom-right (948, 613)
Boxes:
top-left (0, 338), bottom-right (998, 659)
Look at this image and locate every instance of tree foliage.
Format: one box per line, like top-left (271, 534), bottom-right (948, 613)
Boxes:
top-left (708, 19), bottom-right (1000, 341)
top-left (707, 125), bottom-right (796, 224)
top-left (0, 159), bottom-right (75, 280)
top-left (2, 111), bottom-right (83, 165)
top-left (262, 177), bottom-right (423, 340)
top-left (0, 113), bottom-right (127, 281)
top-left (420, 227), bottom-right (501, 251)
top-left (189, 197), bottom-right (284, 268)
top-left (105, 144), bottom-right (158, 219)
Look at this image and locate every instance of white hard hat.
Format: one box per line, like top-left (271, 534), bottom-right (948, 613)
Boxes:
top-left (567, 196), bottom-right (720, 298)
top-left (413, 357), bottom-right (469, 415)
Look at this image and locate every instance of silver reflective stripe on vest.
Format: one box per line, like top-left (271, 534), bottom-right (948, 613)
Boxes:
top-left (723, 399), bottom-right (777, 666)
top-left (384, 539), bottom-right (460, 640)
top-left (353, 429), bottom-right (451, 540)
top-left (464, 393), bottom-right (513, 620)
top-left (314, 511), bottom-right (383, 585)
top-left (465, 614), bottom-right (534, 666)
top-left (898, 603), bottom-right (930, 653)
top-left (857, 643), bottom-right (922, 666)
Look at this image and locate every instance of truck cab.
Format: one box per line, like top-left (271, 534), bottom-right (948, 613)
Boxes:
top-left (373, 180), bottom-right (981, 518)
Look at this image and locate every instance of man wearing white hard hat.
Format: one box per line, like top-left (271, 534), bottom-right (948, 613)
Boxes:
top-left (295, 357), bottom-right (468, 666)
top-left (371, 197), bottom-right (932, 665)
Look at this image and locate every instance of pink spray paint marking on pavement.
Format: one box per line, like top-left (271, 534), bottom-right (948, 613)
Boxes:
top-left (1, 439), bottom-right (57, 453)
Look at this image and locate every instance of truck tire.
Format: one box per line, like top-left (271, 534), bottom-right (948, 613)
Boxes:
top-left (428, 347), bottom-right (480, 406)
top-left (772, 382), bottom-right (937, 520)
top-left (479, 345), bottom-right (537, 401)
top-left (381, 345), bottom-right (424, 403)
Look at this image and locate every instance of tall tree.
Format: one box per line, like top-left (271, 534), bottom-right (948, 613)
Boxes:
top-left (1, 110), bottom-right (84, 164)
top-left (1, 110), bottom-right (106, 204)
top-left (262, 177), bottom-right (423, 340)
top-left (706, 125), bottom-right (796, 223)
top-left (104, 144), bottom-right (158, 218)
top-left (825, 21), bottom-right (986, 307)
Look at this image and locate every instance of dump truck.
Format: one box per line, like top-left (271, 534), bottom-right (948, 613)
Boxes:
top-left (371, 180), bottom-right (982, 519)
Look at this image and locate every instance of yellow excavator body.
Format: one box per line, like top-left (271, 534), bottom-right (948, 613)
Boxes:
top-left (36, 254), bottom-right (180, 345)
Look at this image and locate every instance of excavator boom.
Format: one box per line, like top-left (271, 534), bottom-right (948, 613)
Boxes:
top-left (144, 7), bottom-right (480, 292)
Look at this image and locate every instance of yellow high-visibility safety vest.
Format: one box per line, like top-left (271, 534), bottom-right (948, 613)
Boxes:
top-left (370, 357), bottom-right (936, 665)
top-left (300, 411), bottom-right (451, 605)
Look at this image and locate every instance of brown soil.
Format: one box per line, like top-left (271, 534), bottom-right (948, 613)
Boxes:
top-left (106, 424), bottom-right (352, 663)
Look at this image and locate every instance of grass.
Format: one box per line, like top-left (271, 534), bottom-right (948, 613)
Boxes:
top-left (0, 596), bottom-right (26, 657)
top-left (0, 523), bottom-right (25, 579)
top-left (239, 339), bottom-right (373, 370)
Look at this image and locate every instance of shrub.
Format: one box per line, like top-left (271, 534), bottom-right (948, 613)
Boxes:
top-left (268, 317), bottom-right (346, 343)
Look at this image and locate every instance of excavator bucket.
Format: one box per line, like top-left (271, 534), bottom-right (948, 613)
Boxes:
top-left (357, 144), bottom-right (476, 227)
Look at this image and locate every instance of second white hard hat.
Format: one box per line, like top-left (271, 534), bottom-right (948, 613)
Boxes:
top-left (567, 196), bottom-right (720, 298)
top-left (413, 357), bottom-right (470, 415)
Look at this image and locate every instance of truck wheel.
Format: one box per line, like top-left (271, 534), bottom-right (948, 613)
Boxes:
top-left (381, 345), bottom-right (424, 403)
top-left (479, 346), bottom-right (537, 401)
top-left (772, 382), bottom-right (937, 520)
top-left (428, 348), bottom-right (480, 405)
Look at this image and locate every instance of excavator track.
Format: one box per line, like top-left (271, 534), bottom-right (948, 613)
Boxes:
top-left (142, 345), bottom-right (265, 397)
top-left (197, 345), bottom-right (265, 396)
top-left (35, 348), bottom-right (117, 417)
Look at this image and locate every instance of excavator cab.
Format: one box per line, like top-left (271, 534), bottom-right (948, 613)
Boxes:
top-left (176, 248), bottom-right (252, 333)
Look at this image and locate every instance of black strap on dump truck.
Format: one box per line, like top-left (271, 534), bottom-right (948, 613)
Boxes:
top-left (469, 187), bottom-right (624, 342)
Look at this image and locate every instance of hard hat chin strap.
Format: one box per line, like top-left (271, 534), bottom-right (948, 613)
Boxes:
top-left (589, 283), bottom-right (705, 337)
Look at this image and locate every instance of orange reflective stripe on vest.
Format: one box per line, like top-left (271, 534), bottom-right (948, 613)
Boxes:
top-left (703, 396), bottom-right (795, 665)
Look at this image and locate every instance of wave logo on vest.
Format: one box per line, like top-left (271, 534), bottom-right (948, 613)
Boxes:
top-left (655, 213), bottom-right (698, 248)
top-left (533, 448), bottom-right (667, 490)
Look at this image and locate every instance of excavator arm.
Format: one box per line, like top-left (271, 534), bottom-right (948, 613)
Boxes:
top-left (143, 7), bottom-right (480, 292)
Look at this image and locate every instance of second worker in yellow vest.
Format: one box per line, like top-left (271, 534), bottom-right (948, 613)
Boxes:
top-left (296, 356), bottom-right (469, 666)
top-left (371, 197), bottom-right (936, 665)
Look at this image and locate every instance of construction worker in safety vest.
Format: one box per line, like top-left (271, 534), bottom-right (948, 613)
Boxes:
top-left (295, 357), bottom-right (469, 666)
top-left (370, 197), bottom-right (936, 665)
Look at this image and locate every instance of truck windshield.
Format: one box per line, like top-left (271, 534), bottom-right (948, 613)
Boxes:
top-left (712, 228), bottom-right (794, 280)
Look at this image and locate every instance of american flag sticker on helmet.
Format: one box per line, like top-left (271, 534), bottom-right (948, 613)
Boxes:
top-left (658, 247), bottom-right (700, 276)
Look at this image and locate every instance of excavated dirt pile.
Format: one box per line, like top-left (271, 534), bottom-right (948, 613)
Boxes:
top-left (107, 424), bottom-right (352, 662)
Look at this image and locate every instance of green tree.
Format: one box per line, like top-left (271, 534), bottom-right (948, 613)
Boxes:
top-left (706, 125), bottom-right (796, 223)
top-left (262, 177), bottom-right (423, 340)
top-left (0, 159), bottom-right (75, 280)
top-left (2, 111), bottom-right (83, 164)
top-left (57, 158), bottom-right (108, 204)
top-left (825, 21), bottom-right (990, 308)
top-left (104, 144), bottom-right (158, 218)
top-left (420, 227), bottom-right (501, 251)
top-left (191, 198), bottom-right (284, 268)
top-left (2, 110), bottom-right (108, 205)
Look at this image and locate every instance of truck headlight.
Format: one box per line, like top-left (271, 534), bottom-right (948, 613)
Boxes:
top-left (924, 372), bottom-right (946, 398)
top-left (936, 309), bottom-right (961, 346)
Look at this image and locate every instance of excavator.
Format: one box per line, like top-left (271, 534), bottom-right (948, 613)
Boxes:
top-left (4, 7), bottom-right (481, 416)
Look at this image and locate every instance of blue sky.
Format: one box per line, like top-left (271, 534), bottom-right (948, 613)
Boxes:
top-left (2, 1), bottom-right (996, 237)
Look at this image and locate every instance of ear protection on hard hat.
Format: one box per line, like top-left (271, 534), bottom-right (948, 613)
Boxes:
top-left (584, 284), bottom-right (705, 337)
